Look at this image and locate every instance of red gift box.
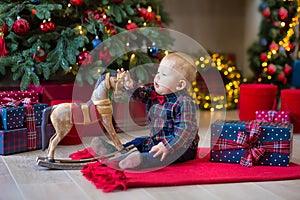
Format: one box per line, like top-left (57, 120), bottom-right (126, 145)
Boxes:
top-left (255, 110), bottom-right (290, 123)
top-left (239, 84), bottom-right (278, 121)
top-left (0, 90), bottom-right (39, 105)
top-left (30, 83), bottom-right (93, 105)
top-left (281, 89), bottom-right (300, 133)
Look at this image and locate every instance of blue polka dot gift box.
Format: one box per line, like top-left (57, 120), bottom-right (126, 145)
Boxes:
top-left (210, 120), bottom-right (293, 167)
top-left (0, 103), bottom-right (48, 130)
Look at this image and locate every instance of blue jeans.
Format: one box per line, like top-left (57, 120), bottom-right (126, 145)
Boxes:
top-left (123, 137), bottom-right (197, 170)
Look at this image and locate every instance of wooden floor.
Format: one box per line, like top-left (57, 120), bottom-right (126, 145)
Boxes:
top-left (1, 110), bottom-right (300, 200)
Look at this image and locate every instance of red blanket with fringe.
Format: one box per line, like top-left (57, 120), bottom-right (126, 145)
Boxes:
top-left (69, 148), bottom-right (300, 193)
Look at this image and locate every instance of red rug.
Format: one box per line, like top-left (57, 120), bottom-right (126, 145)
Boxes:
top-left (69, 148), bottom-right (300, 193)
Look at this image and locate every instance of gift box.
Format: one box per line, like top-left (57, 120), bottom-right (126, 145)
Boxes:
top-left (255, 110), bottom-right (290, 123)
top-left (238, 84), bottom-right (278, 121)
top-left (0, 90), bottom-right (39, 105)
top-left (210, 120), bottom-right (293, 167)
top-left (0, 124), bottom-right (54, 155)
top-left (281, 89), bottom-right (300, 133)
top-left (0, 103), bottom-right (48, 130)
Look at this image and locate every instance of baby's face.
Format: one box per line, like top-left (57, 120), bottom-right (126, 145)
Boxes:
top-left (153, 65), bottom-right (184, 95)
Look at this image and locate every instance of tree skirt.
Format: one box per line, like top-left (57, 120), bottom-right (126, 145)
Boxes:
top-left (69, 148), bottom-right (300, 193)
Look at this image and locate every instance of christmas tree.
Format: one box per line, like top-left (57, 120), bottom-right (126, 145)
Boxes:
top-left (0, 0), bottom-right (171, 90)
top-left (247, 0), bottom-right (299, 90)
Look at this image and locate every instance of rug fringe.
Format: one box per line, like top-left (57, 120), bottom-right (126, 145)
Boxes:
top-left (81, 161), bottom-right (128, 192)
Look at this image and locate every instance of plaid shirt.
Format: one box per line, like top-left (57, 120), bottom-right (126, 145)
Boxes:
top-left (132, 86), bottom-right (199, 152)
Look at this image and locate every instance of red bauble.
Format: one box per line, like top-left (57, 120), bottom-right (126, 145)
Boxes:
top-left (47, 21), bottom-right (56, 32)
top-left (277, 72), bottom-right (287, 84)
top-left (125, 22), bottom-right (138, 30)
top-left (12, 17), bottom-right (30, 36)
top-left (70, 0), bottom-right (84, 6)
top-left (288, 43), bottom-right (295, 52)
top-left (269, 43), bottom-right (279, 51)
top-left (260, 53), bottom-right (268, 62)
top-left (283, 64), bottom-right (292, 76)
top-left (33, 48), bottom-right (47, 62)
top-left (98, 49), bottom-right (111, 64)
top-left (278, 7), bottom-right (288, 20)
top-left (77, 51), bottom-right (92, 66)
top-left (40, 22), bottom-right (48, 32)
top-left (1, 24), bottom-right (8, 36)
top-left (262, 8), bottom-right (271, 18)
top-left (267, 64), bottom-right (277, 75)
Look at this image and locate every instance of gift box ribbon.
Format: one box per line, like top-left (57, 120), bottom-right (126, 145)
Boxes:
top-left (1, 97), bottom-right (37, 149)
top-left (212, 121), bottom-right (291, 167)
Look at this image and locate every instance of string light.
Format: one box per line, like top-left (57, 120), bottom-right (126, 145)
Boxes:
top-left (192, 53), bottom-right (245, 111)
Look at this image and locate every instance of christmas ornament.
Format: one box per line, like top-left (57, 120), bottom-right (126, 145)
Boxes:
top-left (40, 21), bottom-right (48, 32)
top-left (40, 20), bottom-right (56, 33)
top-left (33, 48), bottom-right (47, 62)
top-left (92, 36), bottom-right (101, 48)
top-left (287, 43), bottom-right (295, 52)
top-left (277, 72), bottom-right (286, 84)
top-left (125, 22), bottom-right (138, 30)
top-left (262, 7), bottom-right (271, 18)
top-left (267, 64), bottom-right (276, 75)
top-left (32, 9), bottom-right (37, 15)
top-left (260, 53), bottom-right (268, 62)
top-left (12, 17), bottom-right (30, 36)
top-left (0, 20), bottom-right (8, 57)
top-left (47, 21), bottom-right (56, 32)
top-left (70, 0), bottom-right (84, 6)
top-left (278, 46), bottom-right (285, 53)
top-left (260, 38), bottom-right (267, 46)
top-left (269, 43), bottom-right (279, 51)
top-left (98, 49), bottom-right (111, 64)
top-left (260, 3), bottom-right (268, 10)
top-left (148, 43), bottom-right (159, 57)
top-left (278, 7), bottom-right (288, 20)
top-left (77, 51), bottom-right (92, 66)
top-left (283, 64), bottom-right (292, 76)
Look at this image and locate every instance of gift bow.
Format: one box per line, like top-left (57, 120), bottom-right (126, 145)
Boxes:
top-left (212, 121), bottom-right (291, 167)
top-left (0, 97), bottom-right (37, 149)
top-left (0, 97), bottom-right (33, 107)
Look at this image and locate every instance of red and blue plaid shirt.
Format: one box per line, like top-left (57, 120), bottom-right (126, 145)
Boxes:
top-left (132, 86), bottom-right (199, 152)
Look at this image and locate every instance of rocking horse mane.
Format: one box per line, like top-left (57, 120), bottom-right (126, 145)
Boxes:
top-left (94, 72), bottom-right (118, 90)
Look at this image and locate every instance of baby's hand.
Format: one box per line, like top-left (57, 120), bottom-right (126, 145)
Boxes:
top-left (149, 142), bottom-right (169, 161)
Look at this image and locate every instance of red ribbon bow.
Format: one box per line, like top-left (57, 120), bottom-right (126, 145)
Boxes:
top-left (150, 90), bottom-right (165, 104)
top-left (212, 121), bottom-right (291, 167)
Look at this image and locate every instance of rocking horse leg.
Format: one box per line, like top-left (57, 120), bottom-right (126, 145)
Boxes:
top-left (101, 114), bottom-right (124, 151)
top-left (47, 132), bottom-right (63, 162)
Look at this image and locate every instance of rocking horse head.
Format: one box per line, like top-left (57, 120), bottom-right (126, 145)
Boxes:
top-left (91, 69), bottom-right (134, 102)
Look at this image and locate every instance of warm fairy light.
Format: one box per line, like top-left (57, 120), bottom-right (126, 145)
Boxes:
top-left (147, 6), bottom-right (152, 12)
top-left (262, 62), bottom-right (268, 67)
top-left (68, 3), bottom-right (71, 7)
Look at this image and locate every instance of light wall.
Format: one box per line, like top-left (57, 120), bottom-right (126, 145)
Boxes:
top-left (163, 0), bottom-right (261, 77)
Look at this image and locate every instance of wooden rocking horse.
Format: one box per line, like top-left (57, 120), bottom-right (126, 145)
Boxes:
top-left (36, 69), bottom-right (136, 169)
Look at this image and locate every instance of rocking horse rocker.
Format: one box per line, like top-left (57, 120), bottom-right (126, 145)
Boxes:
top-left (36, 69), bottom-right (137, 169)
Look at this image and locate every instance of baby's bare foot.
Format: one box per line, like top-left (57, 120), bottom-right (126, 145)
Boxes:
top-left (119, 151), bottom-right (142, 169)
